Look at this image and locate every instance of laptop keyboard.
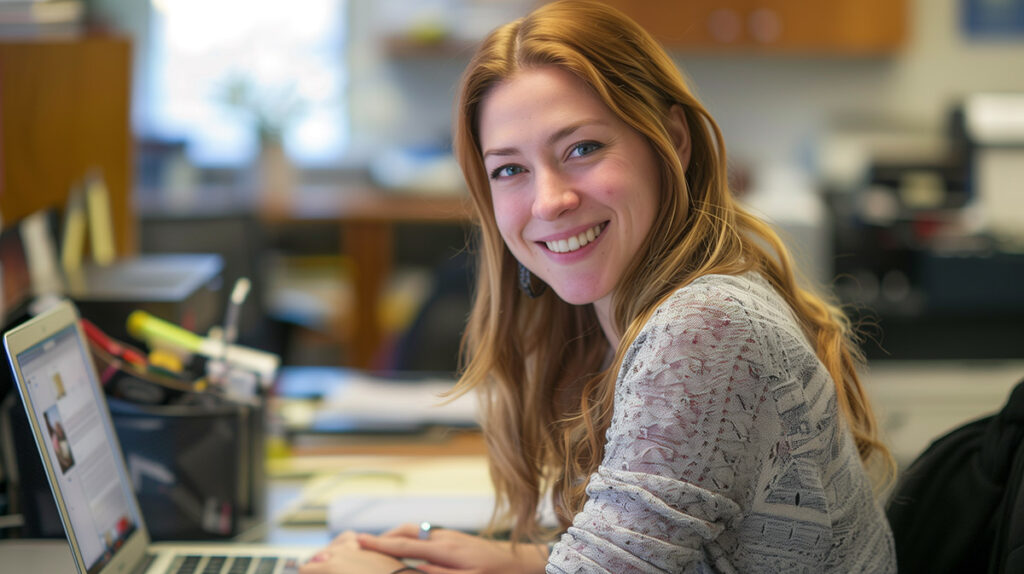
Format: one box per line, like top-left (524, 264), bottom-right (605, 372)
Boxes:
top-left (167, 555), bottom-right (300, 574)
top-left (135, 554), bottom-right (158, 574)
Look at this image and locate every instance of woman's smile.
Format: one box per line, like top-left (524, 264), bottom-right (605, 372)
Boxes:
top-left (479, 66), bottom-right (661, 308)
top-left (540, 222), bottom-right (607, 254)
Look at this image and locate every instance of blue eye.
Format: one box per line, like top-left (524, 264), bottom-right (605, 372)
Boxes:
top-left (490, 164), bottom-right (525, 180)
top-left (568, 141), bottom-right (602, 158)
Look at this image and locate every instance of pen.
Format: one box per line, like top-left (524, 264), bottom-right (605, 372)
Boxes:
top-left (81, 318), bottom-right (147, 369)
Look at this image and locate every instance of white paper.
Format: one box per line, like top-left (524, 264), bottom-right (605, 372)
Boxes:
top-left (329, 493), bottom-right (495, 534)
top-left (20, 210), bottom-right (64, 297)
top-left (319, 374), bottom-right (478, 427)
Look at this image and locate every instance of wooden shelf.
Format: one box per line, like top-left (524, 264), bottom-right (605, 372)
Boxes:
top-left (600, 0), bottom-right (907, 55)
top-left (0, 35), bottom-right (135, 253)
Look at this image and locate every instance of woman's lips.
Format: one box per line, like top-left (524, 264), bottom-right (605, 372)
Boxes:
top-left (541, 222), bottom-right (607, 254)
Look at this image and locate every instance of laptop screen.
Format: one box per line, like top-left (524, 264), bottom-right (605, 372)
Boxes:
top-left (16, 321), bottom-right (141, 574)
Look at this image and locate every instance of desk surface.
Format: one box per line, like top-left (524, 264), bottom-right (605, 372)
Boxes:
top-left (0, 539), bottom-right (76, 573)
top-left (252, 451), bottom-right (492, 546)
top-left (284, 429), bottom-right (486, 458)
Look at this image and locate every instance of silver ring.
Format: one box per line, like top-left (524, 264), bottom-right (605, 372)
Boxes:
top-left (418, 521), bottom-right (432, 540)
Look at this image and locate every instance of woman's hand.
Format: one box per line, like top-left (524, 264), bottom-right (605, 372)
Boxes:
top-left (357, 524), bottom-right (549, 574)
top-left (299, 530), bottom-right (407, 574)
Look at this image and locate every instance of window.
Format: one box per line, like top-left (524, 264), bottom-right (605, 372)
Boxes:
top-left (143, 0), bottom-right (347, 167)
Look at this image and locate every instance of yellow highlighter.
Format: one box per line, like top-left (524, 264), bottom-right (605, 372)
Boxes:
top-left (126, 310), bottom-right (279, 385)
top-left (127, 310), bottom-right (206, 354)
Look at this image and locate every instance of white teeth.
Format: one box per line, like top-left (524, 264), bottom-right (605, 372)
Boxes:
top-left (545, 224), bottom-right (604, 254)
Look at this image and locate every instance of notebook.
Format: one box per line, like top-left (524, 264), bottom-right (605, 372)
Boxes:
top-left (4, 299), bottom-right (314, 574)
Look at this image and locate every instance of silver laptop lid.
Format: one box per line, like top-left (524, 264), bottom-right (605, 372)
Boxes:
top-left (4, 300), bottom-right (151, 574)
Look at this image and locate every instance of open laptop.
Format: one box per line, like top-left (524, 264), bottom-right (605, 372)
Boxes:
top-left (4, 299), bottom-right (314, 574)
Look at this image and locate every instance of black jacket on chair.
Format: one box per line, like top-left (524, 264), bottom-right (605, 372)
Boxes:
top-left (887, 378), bottom-right (1024, 573)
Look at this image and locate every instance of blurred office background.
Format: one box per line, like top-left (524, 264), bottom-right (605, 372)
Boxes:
top-left (1, 0), bottom-right (1023, 373)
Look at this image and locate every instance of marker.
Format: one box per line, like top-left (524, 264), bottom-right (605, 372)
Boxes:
top-left (126, 310), bottom-right (279, 385)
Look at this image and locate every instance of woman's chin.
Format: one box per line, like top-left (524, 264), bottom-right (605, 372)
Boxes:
top-left (547, 283), bottom-right (610, 307)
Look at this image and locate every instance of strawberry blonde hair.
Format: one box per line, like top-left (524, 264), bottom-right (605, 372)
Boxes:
top-left (451, 0), bottom-right (892, 542)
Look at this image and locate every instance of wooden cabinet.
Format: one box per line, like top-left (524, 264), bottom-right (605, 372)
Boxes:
top-left (0, 35), bottom-right (135, 253)
top-left (600, 0), bottom-right (907, 55)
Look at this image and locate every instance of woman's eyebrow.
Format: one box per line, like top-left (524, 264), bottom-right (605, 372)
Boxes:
top-left (482, 146), bottom-right (519, 160)
top-left (482, 119), bottom-right (607, 160)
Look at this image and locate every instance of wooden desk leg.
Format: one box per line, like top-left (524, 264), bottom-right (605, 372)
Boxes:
top-left (343, 220), bottom-right (393, 368)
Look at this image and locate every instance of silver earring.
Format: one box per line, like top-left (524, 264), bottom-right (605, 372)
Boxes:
top-left (517, 262), bottom-right (546, 298)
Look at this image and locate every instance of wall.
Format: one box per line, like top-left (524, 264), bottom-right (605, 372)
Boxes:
top-left (349, 0), bottom-right (1024, 174)
top-left (93, 0), bottom-right (1024, 177)
top-left (679, 0), bottom-right (1024, 171)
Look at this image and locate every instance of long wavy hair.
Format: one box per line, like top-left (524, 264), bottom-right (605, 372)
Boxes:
top-left (451, 0), bottom-right (892, 543)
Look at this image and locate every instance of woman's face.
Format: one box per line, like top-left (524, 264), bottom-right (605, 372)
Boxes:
top-left (478, 66), bottom-right (661, 309)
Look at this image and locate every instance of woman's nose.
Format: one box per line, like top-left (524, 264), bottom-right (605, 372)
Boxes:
top-left (532, 169), bottom-right (580, 220)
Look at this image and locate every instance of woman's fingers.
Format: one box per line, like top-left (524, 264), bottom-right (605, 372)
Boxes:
top-left (298, 530), bottom-right (423, 574)
top-left (380, 522), bottom-right (424, 538)
top-left (360, 532), bottom-right (456, 560)
top-left (417, 564), bottom-right (470, 574)
top-left (306, 550), bottom-right (332, 564)
top-left (328, 530), bottom-right (361, 549)
top-left (359, 533), bottom-right (436, 559)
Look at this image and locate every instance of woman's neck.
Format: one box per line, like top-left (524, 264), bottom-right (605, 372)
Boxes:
top-left (593, 295), bottom-right (619, 349)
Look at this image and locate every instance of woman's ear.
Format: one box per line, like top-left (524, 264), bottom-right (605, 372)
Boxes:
top-left (666, 104), bottom-right (691, 171)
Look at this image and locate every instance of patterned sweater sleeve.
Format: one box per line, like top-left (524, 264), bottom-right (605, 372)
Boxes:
top-left (547, 281), bottom-right (777, 573)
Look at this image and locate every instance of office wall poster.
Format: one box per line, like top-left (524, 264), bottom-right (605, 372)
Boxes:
top-left (963, 0), bottom-right (1024, 38)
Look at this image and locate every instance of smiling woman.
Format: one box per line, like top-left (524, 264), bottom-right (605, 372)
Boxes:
top-left (479, 66), bottom-right (672, 316)
top-left (299, 2), bottom-right (897, 573)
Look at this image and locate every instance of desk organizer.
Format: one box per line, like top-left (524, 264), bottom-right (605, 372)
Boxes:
top-left (107, 395), bottom-right (265, 540)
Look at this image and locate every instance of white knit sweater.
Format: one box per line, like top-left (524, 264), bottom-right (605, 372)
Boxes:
top-left (547, 273), bottom-right (896, 573)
